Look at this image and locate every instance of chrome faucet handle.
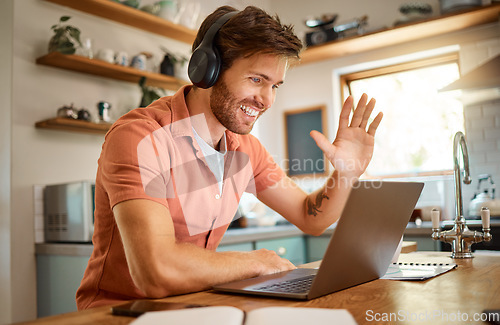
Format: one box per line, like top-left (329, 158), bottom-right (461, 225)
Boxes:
top-left (431, 208), bottom-right (440, 230)
top-left (431, 209), bottom-right (441, 241)
top-left (481, 207), bottom-right (492, 242)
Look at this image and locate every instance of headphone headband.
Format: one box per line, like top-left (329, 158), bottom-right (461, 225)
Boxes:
top-left (199, 11), bottom-right (237, 49)
top-left (188, 11), bottom-right (238, 89)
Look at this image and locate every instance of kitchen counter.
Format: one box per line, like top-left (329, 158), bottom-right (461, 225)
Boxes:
top-left (35, 224), bottom-right (305, 256)
top-left (36, 219), bottom-right (500, 256)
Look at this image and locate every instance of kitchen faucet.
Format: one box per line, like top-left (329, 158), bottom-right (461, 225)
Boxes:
top-left (431, 131), bottom-right (492, 258)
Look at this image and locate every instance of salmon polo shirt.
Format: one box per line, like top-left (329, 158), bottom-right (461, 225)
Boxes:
top-left (76, 85), bottom-right (285, 309)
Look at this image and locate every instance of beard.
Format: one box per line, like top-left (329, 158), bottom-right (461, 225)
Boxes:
top-left (209, 79), bottom-right (262, 135)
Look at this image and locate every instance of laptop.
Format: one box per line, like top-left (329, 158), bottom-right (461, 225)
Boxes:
top-left (213, 180), bottom-right (424, 300)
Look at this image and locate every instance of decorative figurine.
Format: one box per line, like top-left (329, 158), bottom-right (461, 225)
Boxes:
top-left (97, 101), bottom-right (112, 123)
top-left (57, 103), bottom-right (78, 119)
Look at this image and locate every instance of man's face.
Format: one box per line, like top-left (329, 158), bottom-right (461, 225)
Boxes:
top-left (209, 54), bottom-right (288, 135)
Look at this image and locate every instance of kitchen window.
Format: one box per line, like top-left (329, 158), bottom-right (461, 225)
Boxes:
top-left (340, 54), bottom-right (464, 177)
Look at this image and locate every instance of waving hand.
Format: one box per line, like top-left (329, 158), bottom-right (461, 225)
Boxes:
top-left (310, 94), bottom-right (383, 178)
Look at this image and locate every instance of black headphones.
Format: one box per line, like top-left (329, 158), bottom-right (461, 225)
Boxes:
top-left (188, 11), bottom-right (238, 89)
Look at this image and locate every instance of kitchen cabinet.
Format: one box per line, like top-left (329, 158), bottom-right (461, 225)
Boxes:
top-left (403, 222), bottom-right (443, 251)
top-left (36, 227), bottom-right (304, 317)
top-left (256, 236), bottom-right (306, 266)
top-left (217, 234), bottom-right (306, 266)
top-left (301, 4), bottom-right (500, 64)
top-left (306, 236), bottom-right (331, 262)
top-left (36, 254), bottom-right (90, 317)
top-left (35, 244), bottom-right (92, 317)
top-left (403, 235), bottom-right (441, 251)
top-left (216, 242), bottom-right (254, 252)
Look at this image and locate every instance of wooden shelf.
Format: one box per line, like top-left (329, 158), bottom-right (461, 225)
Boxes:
top-left (301, 4), bottom-right (500, 64)
top-left (35, 117), bottom-right (112, 135)
top-left (36, 52), bottom-right (189, 90)
top-left (37, 0), bottom-right (194, 136)
top-left (42, 0), bottom-right (196, 44)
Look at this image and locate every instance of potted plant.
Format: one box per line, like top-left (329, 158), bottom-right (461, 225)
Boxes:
top-left (138, 77), bottom-right (167, 107)
top-left (48, 16), bottom-right (83, 54)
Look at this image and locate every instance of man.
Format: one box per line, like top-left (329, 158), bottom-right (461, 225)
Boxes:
top-left (76, 5), bottom-right (382, 309)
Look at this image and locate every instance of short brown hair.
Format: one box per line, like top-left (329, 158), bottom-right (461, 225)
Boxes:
top-left (192, 6), bottom-right (303, 73)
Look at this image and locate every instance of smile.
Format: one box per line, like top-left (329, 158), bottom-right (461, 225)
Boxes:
top-left (240, 105), bottom-right (259, 117)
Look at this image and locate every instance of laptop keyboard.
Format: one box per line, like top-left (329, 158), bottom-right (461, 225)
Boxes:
top-left (254, 275), bottom-right (315, 293)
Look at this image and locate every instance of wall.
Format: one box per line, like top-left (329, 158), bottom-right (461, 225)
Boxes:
top-left (0, 1), bottom-right (13, 323)
top-left (465, 97), bottom-right (500, 214)
top-left (462, 36), bottom-right (500, 208)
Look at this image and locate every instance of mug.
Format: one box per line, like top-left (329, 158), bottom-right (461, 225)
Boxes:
top-left (130, 54), bottom-right (147, 70)
top-left (96, 49), bottom-right (115, 63)
top-left (114, 51), bottom-right (129, 66)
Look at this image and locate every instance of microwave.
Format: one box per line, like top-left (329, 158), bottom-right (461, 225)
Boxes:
top-left (43, 180), bottom-right (95, 243)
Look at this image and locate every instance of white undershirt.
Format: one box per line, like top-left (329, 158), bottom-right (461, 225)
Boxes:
top-left (192, 127), bottom-right (227, 194)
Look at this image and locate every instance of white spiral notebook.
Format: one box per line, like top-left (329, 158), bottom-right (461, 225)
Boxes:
top-left (381, 253), bottom-right (457, 280)
top-left (381, 262), bottom-right (457, 280)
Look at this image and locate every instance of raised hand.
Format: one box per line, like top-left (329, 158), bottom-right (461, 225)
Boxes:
top-left (310, 93), bottom-right (383, 178)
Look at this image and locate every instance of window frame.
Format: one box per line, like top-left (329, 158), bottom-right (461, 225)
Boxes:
top-left (339, 53), bottom-right (461, 179)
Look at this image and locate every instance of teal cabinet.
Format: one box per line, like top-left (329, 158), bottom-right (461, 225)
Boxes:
top-left (35, 229), bottom-right (308, 318)
top-left (216, 242), bottom-right (254, 252)
top-left (36, 254), bottom-right (89, 317)
top-left (403, 235), bottom-right (440, 251)
top-left (218, 236), bottom-right (307, 266)
top-left (306, 236), bottom-right (331, 263)
top-left (256, 236), bottom-right (305, 266)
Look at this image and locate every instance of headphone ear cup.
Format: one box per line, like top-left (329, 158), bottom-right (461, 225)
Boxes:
top-left (188, 45), bottom-right (221, 89)
top-left (206, 46), bottom-right (222, 88)
top-left (188, 11), bottom-right (237, 88)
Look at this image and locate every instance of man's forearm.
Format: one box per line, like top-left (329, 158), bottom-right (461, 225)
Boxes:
top-left (114, 199), bottom-right (295, 300)
top-left (302, 170), bottom-right (358, 235)
top-left (132, 241), bottom-right (294, 298)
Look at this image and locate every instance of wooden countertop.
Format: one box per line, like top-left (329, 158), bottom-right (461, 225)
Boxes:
top-left (16, 252), bottom-right (500, 325)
